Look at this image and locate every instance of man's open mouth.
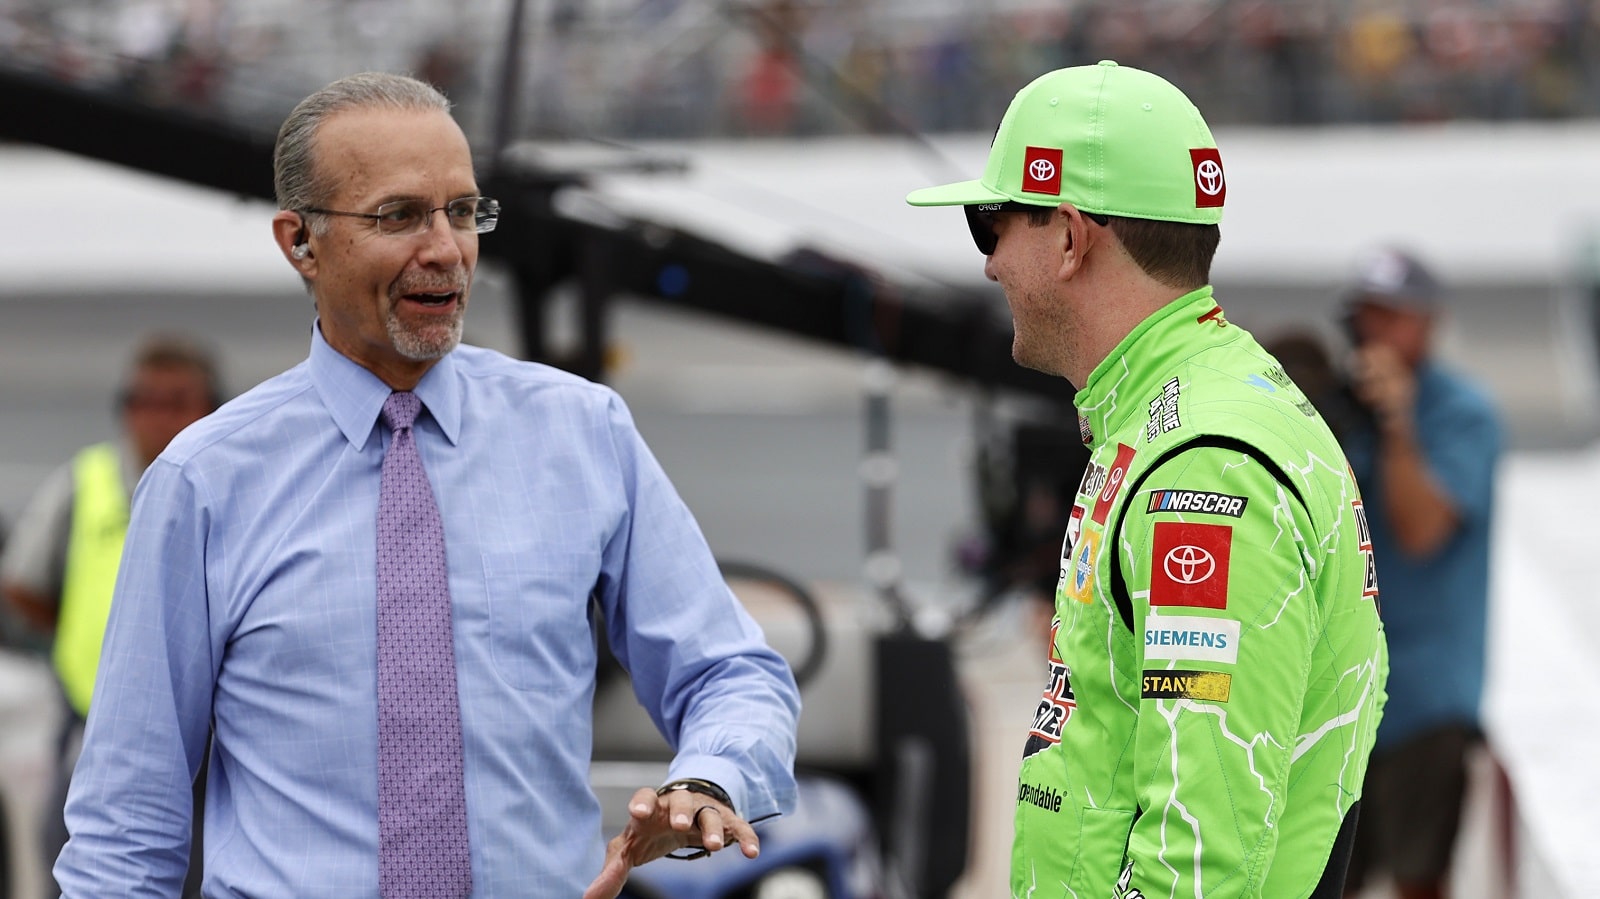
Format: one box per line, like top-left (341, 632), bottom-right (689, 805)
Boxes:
top-left (405, 291), bottom-right (458, 307)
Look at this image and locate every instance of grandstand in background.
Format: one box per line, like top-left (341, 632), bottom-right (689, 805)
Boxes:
top-left (2, 0), bottom-right (1597, 148)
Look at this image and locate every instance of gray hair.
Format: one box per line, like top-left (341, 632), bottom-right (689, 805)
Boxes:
top-left (273, 72), bottom-right (453, 234)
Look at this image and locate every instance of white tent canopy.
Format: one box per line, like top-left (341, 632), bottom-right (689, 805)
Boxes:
top-left (9, 121), bottom-right (1600, 292)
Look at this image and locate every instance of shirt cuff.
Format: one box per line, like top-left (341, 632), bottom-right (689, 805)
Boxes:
top-left (665, 753), bottom-right (749, 818)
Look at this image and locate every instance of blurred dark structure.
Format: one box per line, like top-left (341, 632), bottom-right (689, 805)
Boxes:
top-left (969, 418), bottom-right (1092, 605)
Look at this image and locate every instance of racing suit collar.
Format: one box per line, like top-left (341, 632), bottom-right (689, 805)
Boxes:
top-left (1073, 285), bottom-right (1223, 447)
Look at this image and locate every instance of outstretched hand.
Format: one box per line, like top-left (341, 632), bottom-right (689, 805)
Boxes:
top-left (582, 786), bottom-right (761, 899)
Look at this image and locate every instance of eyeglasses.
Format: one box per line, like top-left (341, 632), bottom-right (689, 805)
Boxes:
top-left (302, 196), bottom-right (500, 236)
top-left (962, 202), bottom-right (1109, 256)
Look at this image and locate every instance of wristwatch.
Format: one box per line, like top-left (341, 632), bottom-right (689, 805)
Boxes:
top-left (654, 778), bottom-right (735, 860)
top-left (655, 777), bottom-right (734, 813)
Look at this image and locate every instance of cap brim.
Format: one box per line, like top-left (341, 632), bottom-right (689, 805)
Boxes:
top-left (906, 179), bottom-right (1010, 207)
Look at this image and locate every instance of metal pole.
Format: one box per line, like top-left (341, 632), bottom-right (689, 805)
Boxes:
top-left (862, 358), bottom-right (912, 632)
top-left (489, 0), bottom-right (529, 171)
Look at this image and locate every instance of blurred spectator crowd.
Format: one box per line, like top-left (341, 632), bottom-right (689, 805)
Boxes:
top-left (2, 0), bottom-right (1597, 142)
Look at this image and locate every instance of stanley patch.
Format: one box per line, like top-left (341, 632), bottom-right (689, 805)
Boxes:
top-left (1141, 669), bottom-right (1232, 702)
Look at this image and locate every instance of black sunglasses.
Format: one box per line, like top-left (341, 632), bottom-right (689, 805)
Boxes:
top-left (962, 202), bottom-right (1110, 256)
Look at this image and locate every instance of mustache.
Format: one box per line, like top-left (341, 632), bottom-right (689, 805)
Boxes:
top-left (391, 271), bottom-right (470, 297)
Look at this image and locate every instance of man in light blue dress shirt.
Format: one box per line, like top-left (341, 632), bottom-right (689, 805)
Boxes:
top-left (54, 72), bottom-right (800, 898)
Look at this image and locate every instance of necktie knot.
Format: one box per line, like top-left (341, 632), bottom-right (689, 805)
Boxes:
top-left (382, 391), bottom-right (421, 433)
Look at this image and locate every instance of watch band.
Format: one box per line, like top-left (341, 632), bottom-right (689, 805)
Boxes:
top-left (655, 778), bottom-right (735, 861)
top-left (655, 778), bottom-right (734, 814)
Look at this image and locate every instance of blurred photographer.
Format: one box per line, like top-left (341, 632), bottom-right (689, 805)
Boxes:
top-left (1261, 330), bottom-right (1370, 444)
top-left (1338, 248), bottom-right (1503, 899)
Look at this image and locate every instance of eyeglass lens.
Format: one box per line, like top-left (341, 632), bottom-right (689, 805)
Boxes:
top-left (375, 197), bottom-right (500, 235)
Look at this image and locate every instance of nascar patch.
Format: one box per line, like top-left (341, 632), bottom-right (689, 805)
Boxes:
top-left (1141, 669), bottom-right (1232, 702)
top-left (1149, 521), bottom-right (1232, 609)
top-left (1145, 489), bottom-right (1248, 518)
top-left (1143, 615), bottom-right (1240, 664)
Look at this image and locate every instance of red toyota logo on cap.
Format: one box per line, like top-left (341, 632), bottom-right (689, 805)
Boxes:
top-left (1023, 146), bottom-right (1063, 195)
top-left (1190, 148), bottom-right (1225, 208)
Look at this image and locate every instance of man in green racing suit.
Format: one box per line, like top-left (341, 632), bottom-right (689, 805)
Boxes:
top-left (908, 62), bottom-right (1387, 897)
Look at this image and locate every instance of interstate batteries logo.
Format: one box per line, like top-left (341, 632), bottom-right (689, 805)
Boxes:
top-left (1354, 498), bottom-right (1380, 604)
top-left (1024, 620), bottom-right (1076, 759)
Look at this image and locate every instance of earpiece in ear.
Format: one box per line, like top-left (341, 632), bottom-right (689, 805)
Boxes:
top-left (290, 220), bottom-right (311, 261)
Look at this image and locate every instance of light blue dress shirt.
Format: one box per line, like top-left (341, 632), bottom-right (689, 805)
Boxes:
top-left (56, 326), bottom-right (801, 897)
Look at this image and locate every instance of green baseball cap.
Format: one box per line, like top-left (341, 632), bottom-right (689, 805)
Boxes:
top-left (906, 60), bottom-right (1225, 225)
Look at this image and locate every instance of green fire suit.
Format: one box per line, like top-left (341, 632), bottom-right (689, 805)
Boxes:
top-left (1013, 287), bottom-right (1388, 898)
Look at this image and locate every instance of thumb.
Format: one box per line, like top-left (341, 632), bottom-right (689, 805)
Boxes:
top-left (582, 857), bottom-right (628, 899)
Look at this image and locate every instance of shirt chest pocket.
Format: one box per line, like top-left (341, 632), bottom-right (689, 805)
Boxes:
top-left (482, 551), bottom-right (599, 691)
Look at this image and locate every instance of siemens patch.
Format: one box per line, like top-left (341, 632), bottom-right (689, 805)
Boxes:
top-left (1143, 615), bottom-right (1240, 664)
top-left (1141, 669), bottom-right (1232, 702)
top-left (1146, 489), bottom-right (1247, 518)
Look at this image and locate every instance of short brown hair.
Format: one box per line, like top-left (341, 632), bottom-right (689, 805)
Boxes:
top-left (125, 334), bottom-right (225, 411)
top-left (1024, 209), bottom-right (1220, 290)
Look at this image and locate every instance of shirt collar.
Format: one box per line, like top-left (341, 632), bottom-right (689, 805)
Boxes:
top-left (308, 323), bottom-right (463, 450)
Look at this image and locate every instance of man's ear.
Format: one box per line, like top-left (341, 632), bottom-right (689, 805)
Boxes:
top-left (272, 211), bottom-right (316, 276)
top-left (1055, 204), bottom-right (1094, 282)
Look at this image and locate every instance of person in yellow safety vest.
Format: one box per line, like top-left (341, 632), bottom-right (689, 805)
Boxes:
top-left (0, 333), bottom-right (222, 899)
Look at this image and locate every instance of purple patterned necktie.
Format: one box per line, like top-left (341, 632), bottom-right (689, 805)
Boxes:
top-left (376, 391), bottom-right (472, 898)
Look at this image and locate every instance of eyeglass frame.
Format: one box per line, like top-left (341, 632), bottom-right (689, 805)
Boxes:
top-left (298, 195), bottom-right (501, 236)
top-left (963, 201), bottom-right (1109, 256)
